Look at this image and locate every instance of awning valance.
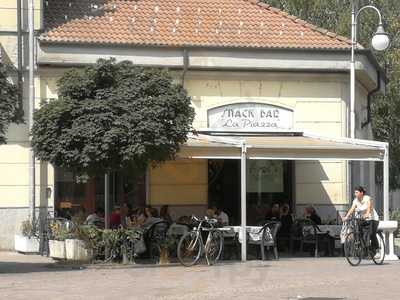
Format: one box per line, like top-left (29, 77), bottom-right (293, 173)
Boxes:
top-left (178, 131), bottom-right (386, 161)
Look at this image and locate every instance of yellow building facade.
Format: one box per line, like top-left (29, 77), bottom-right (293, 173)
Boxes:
top-left (0, 0), bottom-right (385, 249)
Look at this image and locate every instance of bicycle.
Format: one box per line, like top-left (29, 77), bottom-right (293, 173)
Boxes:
top-left (177, 216), bottom-right (224, 267)
top-left (343, 215), bottom-right (385, 266)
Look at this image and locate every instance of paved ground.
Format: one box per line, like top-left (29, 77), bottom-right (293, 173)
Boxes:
top-left (0, 251), bottom-right (399, 300)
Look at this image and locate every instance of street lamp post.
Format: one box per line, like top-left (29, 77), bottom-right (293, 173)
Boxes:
top-left (350, 2), bottom-right (390, 219)
top-left (350, 2), bottom-right (390, 139)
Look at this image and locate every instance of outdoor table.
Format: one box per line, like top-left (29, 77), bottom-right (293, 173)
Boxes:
top-left (167, 223), bottom-right (189, 236)
top-left (303, 224), bottom-right (343, 252)
top-left (302, 225), bottom-right (342, 238)
top-left (223, 226), bottom-right (264, 243)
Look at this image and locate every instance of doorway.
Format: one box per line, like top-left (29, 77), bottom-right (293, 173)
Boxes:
top-left (208, 159), bottom-right (293, 225)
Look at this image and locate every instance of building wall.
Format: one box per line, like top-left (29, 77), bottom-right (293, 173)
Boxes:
top-left (0, 59), bottom-right (376, 248)
top-left (0, 0), bottom-right (51, 250)
top-left (183, 71), bottom-right (352, 218)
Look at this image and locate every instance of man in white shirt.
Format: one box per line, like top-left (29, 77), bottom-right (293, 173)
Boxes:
top-left (85, 208), bottom-right (105, 228)
top-left (343, 186), bottom-right (379, 253)
top-left (212, 205), bottom-right (229, 226)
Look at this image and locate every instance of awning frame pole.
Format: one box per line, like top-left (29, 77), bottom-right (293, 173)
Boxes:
top-left (105, 172), bottom-right (110, 229)
top-left (383, 145), bottom-right (389, 221)
top-left (240, 142), bottom-right (247, 262)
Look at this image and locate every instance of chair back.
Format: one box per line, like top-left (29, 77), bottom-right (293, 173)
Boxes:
top-left (147, 220), bottom-right (170, 244)
top-left (261, 221), bottom-right (281, 246)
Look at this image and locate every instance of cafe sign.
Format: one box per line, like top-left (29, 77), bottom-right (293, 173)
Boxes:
top-left (207, 102), bottom-right (293, 130)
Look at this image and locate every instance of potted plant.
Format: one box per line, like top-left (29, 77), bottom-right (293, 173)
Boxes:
top-left (48, 221), bottom-right (70, 260)
top-left (14, 220), bottom-right (40, 253)
top-left (65, 225), bottom-right (97, 262)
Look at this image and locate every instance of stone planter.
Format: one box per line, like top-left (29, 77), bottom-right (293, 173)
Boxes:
top-left (65, 239), bottom-right (92, 261)
top-left (14, 235), bottom-right (40, 254)
top-left (394, 237), bottom-right (400, 257)
top-left (49, 240), bottom-right (66, 260)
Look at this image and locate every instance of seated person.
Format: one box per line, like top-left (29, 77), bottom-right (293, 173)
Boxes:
top-left (279, 204), bottom-right (293, 237)
top-left (128, 207), bottom-right (146, 226)
top-left (85, 208), bottom-right (105, 228)
top-left (304, 205), bottom-right (322, 225)
top-left (160, 205), bottom-right (173, 224)
top-left (72, 205), bottom-right (87, 225)
top-left (205, 208), bottom-right (216, 219)
top-left (269, 203), bottom-right (280, 220)
top-left (110, 206), bottom-right (121, 229)
top-left (212, 205), bottom-right (229, 226)
top-left (176, 215), bottom-right (191, 225)
top-left (142, 207), bottom-right (162, 229)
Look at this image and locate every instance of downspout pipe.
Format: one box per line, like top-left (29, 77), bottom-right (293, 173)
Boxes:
top-left (28, 0), bottom-right (36, 225)
top-left (17, 0), bottom-right (23, 112)
top-left (361, 71), bottom-right (381, 128)
top-left (182, 48), bottom-right (189, 86)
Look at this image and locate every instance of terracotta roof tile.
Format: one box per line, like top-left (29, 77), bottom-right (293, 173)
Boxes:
top-left (40, 0), bottom-right (351, 50)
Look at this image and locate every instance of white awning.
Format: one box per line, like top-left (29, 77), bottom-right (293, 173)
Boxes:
top-left (179, 131), bottom-right (386, 161)
top-left (178, 130), bottom-right (391, 261)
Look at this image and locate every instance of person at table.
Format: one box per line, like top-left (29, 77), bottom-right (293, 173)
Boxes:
top-left (266, 203), bottom-right (280, 221)
top-left (127, 207), bottom-right (145, 227)
top-left (85, 208), bottom-right (105, 228)
top-left (72, 205), bottom-right (87, 225)
top-left (342, 186), bottom-right (380, 254)
top-left (212, 205), bottom-right (229, 226)
top-left (142, 207), bottom-right (162, 229)
top-left (205, 208), bottom-right (216, 219)
top-left (110, 206), bottom-right (122, 229)
top-left (160, 205), bottom-right (173, 224)
top-left (279, 203), bottom-right (293, 236)
top-left (304, 205), bottom-right (322, 225)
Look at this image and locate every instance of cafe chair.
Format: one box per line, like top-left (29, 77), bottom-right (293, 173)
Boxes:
top-left (145, 220), bottom-right (170, 261)
top-left (300, 221), bottom-right (331, 257)
top-left (249, 221), bottom-right (281, 260)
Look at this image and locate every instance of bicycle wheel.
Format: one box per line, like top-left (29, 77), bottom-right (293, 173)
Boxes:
top-left (344, 232), bottom-right (362, 266)
top-left (205, 230), bottom-right (224, 265)
top-left (177, 231), bottom-right (202, 267)
top-left (372, 231), bottom-right (385, 265)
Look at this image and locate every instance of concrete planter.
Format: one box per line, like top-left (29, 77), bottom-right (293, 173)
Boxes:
top-left (49, 240), bottom-right (66, 260)
top-left (394, 237), bottom-right (400, 257)
top-left (65, 239), bottom-right (92, 261)
top-left (14, 235), bottom-right (40, 253)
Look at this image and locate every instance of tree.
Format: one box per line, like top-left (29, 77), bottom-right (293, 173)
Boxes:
top-left (31, 58), bottom-right (195, 175)
top-left (0, 63), bottom-right (22, 144)
top-left (264, 0), bottom-right (400, 189)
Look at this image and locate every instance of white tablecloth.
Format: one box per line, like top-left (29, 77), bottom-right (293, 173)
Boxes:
top-left (223, 226), bottom-right (267, 243)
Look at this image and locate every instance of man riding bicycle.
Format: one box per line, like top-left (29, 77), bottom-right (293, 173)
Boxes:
top-left (343, 186), bottom-right (380, 256)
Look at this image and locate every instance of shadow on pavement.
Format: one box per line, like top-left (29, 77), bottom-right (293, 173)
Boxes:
top-left (0, 261), bottom-right (85, 274)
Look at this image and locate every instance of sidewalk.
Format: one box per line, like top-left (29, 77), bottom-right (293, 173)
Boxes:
top-left (1, 251), bottom-right (399, 300)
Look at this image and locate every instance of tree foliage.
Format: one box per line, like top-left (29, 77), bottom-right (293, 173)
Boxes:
top-left (0, 63), bottom-right (21, 144)
top-left (32, 58), bottom-right (195, 175)
top-left (264, 0), bottom-right (400, 189)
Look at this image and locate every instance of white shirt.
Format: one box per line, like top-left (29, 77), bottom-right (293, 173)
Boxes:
top-left (352, 195), bottom-right (379, 221)
top-left (216, 211), bottom-right (229, 226)
top-left (85, 213), bottom-right (104, 225)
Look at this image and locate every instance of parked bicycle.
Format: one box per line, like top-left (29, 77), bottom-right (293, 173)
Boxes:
top-left (343, 215), bottom-right (385, 266)
top-left (177, 216), bottom-right (224, 267)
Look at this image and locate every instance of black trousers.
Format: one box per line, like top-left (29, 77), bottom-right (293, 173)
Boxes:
top-left (361, 220), bottom-right (379, 251)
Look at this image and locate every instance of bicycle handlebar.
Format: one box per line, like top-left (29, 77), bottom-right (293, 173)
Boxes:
top-left (191, 215), bottom-right (218, 225)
